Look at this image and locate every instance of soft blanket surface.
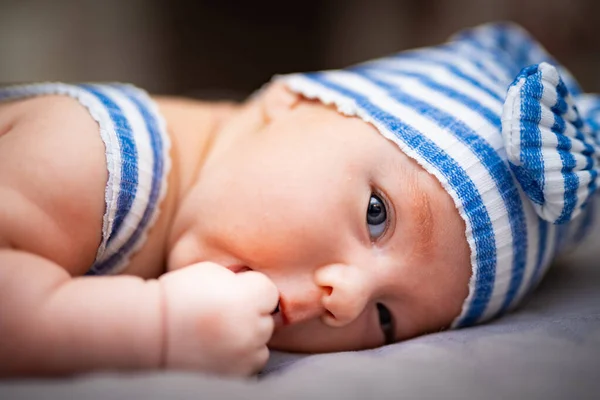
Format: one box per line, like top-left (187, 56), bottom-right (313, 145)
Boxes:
top-left (2, 233), bottom-right (599, 400)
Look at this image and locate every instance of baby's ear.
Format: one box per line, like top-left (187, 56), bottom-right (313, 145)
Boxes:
top-left (260, 81), bottom-right (301, 122)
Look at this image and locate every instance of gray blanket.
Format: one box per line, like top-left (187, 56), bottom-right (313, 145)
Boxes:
top-left (2, 238), bottom-right (599, 400)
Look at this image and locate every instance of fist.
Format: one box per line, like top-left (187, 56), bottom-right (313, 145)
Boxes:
top-left (159, 262), bottom-right (279, 376)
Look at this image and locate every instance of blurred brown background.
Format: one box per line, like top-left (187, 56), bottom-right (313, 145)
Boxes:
top-left (1, 0), bottom-right (599, 99)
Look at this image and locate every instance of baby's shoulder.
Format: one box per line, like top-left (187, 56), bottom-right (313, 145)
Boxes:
top-left (0, 95), bottom-right (107, 274)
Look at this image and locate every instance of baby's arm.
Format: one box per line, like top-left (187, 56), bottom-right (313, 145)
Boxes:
top-left (0, 249), bottom-right (162, 375)
top-left (0, 95), bottom-right (276, 376)
top-left (0, 251), bottom-right (278, 376)
top-left (0, 96), bottom-right (154, 375)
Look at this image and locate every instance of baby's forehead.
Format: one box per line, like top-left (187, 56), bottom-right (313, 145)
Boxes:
top-left (285, 101), bottom-right (427, 185)
top-left (285, 97), bottom-right (400, 149)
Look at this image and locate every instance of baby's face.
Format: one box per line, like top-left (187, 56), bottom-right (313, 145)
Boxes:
top-left (168, 85), bottom-right (471, 352)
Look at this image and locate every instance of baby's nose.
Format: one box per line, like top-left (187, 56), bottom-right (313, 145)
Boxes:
top-left (315, 263), bottom-right (371, 327)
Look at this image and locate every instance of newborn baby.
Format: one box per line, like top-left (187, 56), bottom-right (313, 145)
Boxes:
top-left (1, 22), bottom-right (598, 377)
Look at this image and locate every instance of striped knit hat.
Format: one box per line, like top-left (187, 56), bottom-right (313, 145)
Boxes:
top-left (277, 22), bottom-right (600, 328)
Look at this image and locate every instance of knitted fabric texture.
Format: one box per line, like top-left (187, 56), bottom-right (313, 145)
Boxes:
top-left (277, 22), bottom-right (600, 328)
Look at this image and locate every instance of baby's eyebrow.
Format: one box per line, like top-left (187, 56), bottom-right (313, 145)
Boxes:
top-left (408, 173), bottom-right (434, 256)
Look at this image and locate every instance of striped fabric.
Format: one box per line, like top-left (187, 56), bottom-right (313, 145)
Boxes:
top-left (277, 22), bottom-right (600, 328)
top-left (503, 62), bottom-right (600, 224)
top-left (0, 83), bottom-right (171, 276)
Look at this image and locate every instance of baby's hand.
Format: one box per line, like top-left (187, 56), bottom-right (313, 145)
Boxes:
top-left (159, 262), bottom-right (279, 376)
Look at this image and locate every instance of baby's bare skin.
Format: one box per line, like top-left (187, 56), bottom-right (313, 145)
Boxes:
top-left (0, 94), bottom-right (276, 376)
top-left (0, 83), bottom-right (471, 376)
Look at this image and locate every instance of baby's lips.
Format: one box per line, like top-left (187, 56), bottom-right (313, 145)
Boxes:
top-left (271, 297), bottom-right (289, 329)
top-left (227, 264), bottom-right (252, 274)
top-left (272, 311), bottom-right (284, 330)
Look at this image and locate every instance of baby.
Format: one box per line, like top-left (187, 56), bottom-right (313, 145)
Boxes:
top-left (1, 22), bottom-right (599, 377)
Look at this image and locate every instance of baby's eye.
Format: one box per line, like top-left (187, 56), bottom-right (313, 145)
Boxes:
top-left (376, 302), bottom-right (395, 344)
top-left (366, 193), bottom-right (387, 240)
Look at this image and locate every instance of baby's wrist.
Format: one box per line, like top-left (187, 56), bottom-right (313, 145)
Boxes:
top-left (156, 277), bottom-right (169, 370)
top-left (101, 277), bottom-right (167, 372)
top-left (136, 278), bottom-right (166, 371)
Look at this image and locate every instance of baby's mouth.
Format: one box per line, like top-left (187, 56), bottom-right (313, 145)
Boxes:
top-left (227, 264), bottom-right (252, 274)
top-left (272, 297), bottom-right (289, 329)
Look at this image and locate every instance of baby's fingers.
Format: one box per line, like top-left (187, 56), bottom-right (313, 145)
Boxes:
top-left (249, 346), bottom-right (270, 376)
top-left (236, 271), bottom-right (279, 314)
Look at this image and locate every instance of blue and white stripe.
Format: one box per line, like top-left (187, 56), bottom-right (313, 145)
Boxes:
top-left (503, 63), bottom-right (599, 225)
top-left (0, 82), bottom-right (171, 275)
top-left (277, 22), bottom-right (599, 327)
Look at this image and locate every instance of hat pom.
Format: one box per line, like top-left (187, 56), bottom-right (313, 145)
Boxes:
top-left (502, 62), bottom-right (599, 224)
